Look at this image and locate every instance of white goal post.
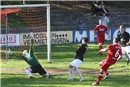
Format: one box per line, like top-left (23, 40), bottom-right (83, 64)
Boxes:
top-left (1, 4), bottom-right (51, 63)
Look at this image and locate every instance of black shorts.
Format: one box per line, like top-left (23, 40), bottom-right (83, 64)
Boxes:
top-left (30, 64), bottom-right (47, 75)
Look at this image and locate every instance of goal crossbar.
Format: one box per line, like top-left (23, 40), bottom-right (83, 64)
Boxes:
top-left (1, 4), bottom-right (51, 63)
top-left (0, 4), bottom-right (50, 8)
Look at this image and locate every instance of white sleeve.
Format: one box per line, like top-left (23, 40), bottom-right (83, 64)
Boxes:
top-left (107, 17), bottom-right (109, 23)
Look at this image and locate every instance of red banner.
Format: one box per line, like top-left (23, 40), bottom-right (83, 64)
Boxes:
top-left (0, 8), bottom-right (21, 14)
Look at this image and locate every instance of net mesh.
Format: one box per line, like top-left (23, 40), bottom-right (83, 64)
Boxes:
top-left (1, 7), bottom-right (47, 59)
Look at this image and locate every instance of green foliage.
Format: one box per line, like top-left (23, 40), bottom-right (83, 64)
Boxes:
top-left (1, 1), bottom-right (23, 5)
top-left (1, 1), bottom-right (47, 5)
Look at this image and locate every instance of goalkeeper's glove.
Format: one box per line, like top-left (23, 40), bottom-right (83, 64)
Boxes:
top-left (30, 32), bottom-right (34, 39)
top-left (6, 49), bottom-right (13, 55)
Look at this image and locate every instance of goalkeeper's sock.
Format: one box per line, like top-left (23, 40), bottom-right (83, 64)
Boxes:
top-left (25, 68), bottom-right (33, 77)
top-left (76, 68), bottom-right (83, 79)
top-left (69, 68), bottom-right (73, 79)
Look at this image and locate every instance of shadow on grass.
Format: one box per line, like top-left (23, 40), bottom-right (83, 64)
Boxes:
top-left (1, 73), bottom-right (130, 87)
top-left (1, 73), bottom-right (87, 87)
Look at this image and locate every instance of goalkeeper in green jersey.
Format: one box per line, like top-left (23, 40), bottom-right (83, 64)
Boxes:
top-left (11, 32), bottom-right (50, 78)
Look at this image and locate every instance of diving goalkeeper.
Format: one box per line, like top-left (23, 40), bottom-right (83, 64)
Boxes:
top-left (9, 32), bottom-right (50, 78)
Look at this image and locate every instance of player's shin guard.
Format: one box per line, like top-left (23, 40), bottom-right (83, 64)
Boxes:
top-left (76, 68), bottom-right (83, 79)
top-left (25, 67), bottom-right (33, 77)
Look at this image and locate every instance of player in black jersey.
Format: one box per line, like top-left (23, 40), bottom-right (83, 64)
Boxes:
top-left (68, 37), bottom-right (88, 81)
top-left (117, 25), bottom-right (130, 65)
top-left (9, 32), bottom-right (50, 78)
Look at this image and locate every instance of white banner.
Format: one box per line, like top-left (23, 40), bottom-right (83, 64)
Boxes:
top-left (20, 32), bottom-right (47, 46)
top-left (51, 31), bottom-right (73, 44)
top-left (2, 28), bottom-right (129, 46)
top-left (0, 34), bottom-right (20, 46)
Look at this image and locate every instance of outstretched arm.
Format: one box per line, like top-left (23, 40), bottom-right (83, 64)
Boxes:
top-left (12, 53), bottom-right (23, 59)
top-left (7, 51), bottom-right (24, 60)
top-left (99, 47), bottom-right (109, 53)
top-left (29, 32), bottom-right (34, 52)
top-left (30, 38), bottom-right (34, 52)
top-left (7, 48), bottom-right (23, 59)
top-left (117, 55), bottom-right (122, 61)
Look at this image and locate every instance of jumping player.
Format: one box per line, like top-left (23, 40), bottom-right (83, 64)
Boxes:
top-left (92, 38), bottom-right (122, 86)
top-left (93, 19), bottom-right (110, 55)
top-left (68, 37), bottom-right (88, 81)
top-left (117, 25), bottom-right (130, 65)
top-left (10, 32), bottom-right (50, 78)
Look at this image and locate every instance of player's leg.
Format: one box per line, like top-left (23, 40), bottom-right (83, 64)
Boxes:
top-left (97, 38), bottom-right (103, 55)
top-left (99, 59), bottom-right (105, 66)
top-left (24, 67), bottom-right (34, 78)
top-left (74, 67), bottom-right (84, 81)
top-left (72, 59), bottom-right (83, 81)
top-left (36, 64), bottom-right (50, 78)
top-left (100, 59), bottom-right (110, 79)
top-left (92, 61), bottom-right (110, 86)
top-left (68, 65), bottom-right (73, 80)
top-left (98, 43), bottom-right (103, 55)
top-left (92, 68), bottom-right (104, 86)
top-left (125, 53), bottom-right (130, 65)
top-left (122, 47), bottom-right (129, 65)
top-left (102, 63), bottom-right (111, 80)
top-left (68, 59), bottom-right (77, 80)
top-left (96, 62), bottom-right (105, 84)
top-left (68, 59), bottom-right (83, 81)
top-left (104, 69), bottom-right (110, 79)
top-left (125, 46), bottom-right (130, 65)
top-left (98, 42), bottom-right (103, 51)
top-left (41, 72), bottom-right (50, 78)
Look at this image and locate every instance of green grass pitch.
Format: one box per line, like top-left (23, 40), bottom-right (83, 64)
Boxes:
top-left (1, 42), bottom-right (130, 87)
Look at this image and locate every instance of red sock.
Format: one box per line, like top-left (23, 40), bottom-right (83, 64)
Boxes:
top-left (98, 45), bottom-right (102, 51)
top-left (96, 72), bottom-right (103, 83)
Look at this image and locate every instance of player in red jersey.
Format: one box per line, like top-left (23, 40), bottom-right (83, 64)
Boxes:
top-left (93, 19), bottom-right (110, 55)
top-left (92, 38), bottom-right (122, 86)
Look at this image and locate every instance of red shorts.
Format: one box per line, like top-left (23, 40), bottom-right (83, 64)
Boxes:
top-left (100, 59), bottom-right (112, 71)
top-left (97, 37), bottom-right (104, 44)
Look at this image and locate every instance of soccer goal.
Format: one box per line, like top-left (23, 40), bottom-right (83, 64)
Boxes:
top-left (0, 4), bottom-right (51, 62)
